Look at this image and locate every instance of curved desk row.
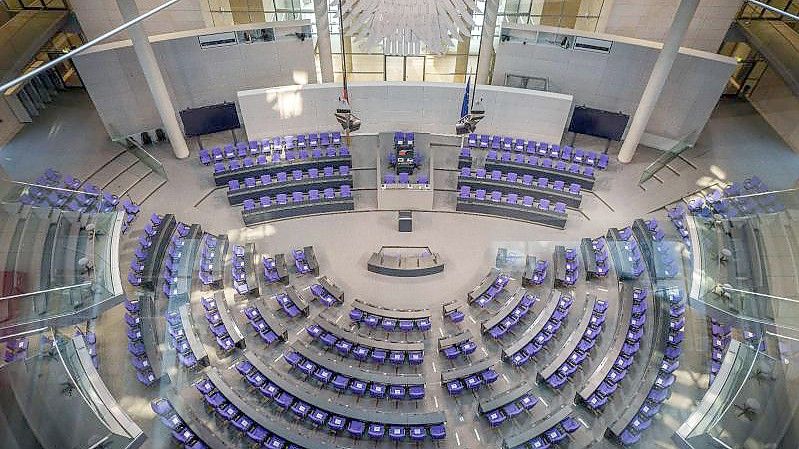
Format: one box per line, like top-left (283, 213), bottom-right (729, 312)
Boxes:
top-left (538, 296), bottom-right (599, 381)
top-left (242, 352), bottom-right (445, 427)
top-left (242, 196), bottom-right (354, 226)
top-left (480, 290), bottom-right (533, 333)
top-left (484, 155), bottom-right (595, 190)
top-left (502, 405), bottom-right (576, 449)
top-left (214, 155), bottom-right (352, 186)
top-left (458, 173), bottom-right (582, 208)
top-left (228, 174), bottom-right (352, 205)
top-left (310, 317), bottom-right (425, 353)
top-left (501, 290), bottom-right (562, 360)
top-left (141, 214), bottom-right (176, 290)
top-left (456, 195), bottom-right (567, 229)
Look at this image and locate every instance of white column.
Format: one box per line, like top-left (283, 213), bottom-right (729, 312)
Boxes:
top-left (476, 0), bottom-right (499, 85)
top-left (115, 0), bottom-right (190, 159)
top-left (617, 0), bottom-right (699, 163)
top-left (314, 0), bottom-right (334, 83)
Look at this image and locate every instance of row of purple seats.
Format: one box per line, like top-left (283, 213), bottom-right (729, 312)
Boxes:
top-left (151, 398), bottom-right (210, 449)
top-left (383, 173), bottom-right (429, 185)
top-left (201, 296), bottom-right (237, 351)
top-left (263, 257), bottom-right (282, 284)
top-left (125, 297), bottom-right (157, 385)
top-left (667, 204), bottom-right (692, 247)
top-left (200, 132), bottom-right (343, 164)
top-left (242, 306), bottom-right (283, 345)
top-left (198, 234), bottom-right (219, 286)
top-left (619, 226), bottom-right (646, 278)
top-left (545, 300), bottom-right (608, 390)
top-left (590, 237), bottom-right (610, 277)
top-left (616, 289), bottom-right (685, 446)
top-left (306, 323), bottom-right (423, 366)
top-left (3, 337), bottom-right (28, 363)
top-left (444, 303), bottom-right (465, 323)
top-left (282, 350), bottom-right (425, 400)
top-left (445, 366), bottom-right (499, 395)
top-left (73, 327), bottom-right (99, 368)
top-left (231, 245), bottom-right (250, 295)
top-left (530, 260), bottom-right (548, 285)
top-left (508, 295), bottom-right (573, 367)
top-left (474, 271), bottom-right (510, 308)
top-left (349, 309), bottom-right (431, 332)
top-left (709, 318), bottom-right (731, 384)
top-left (487, 293), bottom-right (538, 339)
top-left (563, 247), bottom-right (580, 286)
top-left (483, 390), bottom-right (539, 427)
top-left (393, 131), bottom-right (415, 146)
top-left (121, 199), bottom-right (141, 234)
top-left (128, 213), bottom-right (166, 287)
top-left (293, 248), bottom-right (312, 275)
top-left (242, 186), bottom-right (352, 212)
top-left (520, 415), bottom-right (582, 448)
top-left (458, 186), bottom-right (567, 215)
top-left (460, 167), bottom-right (582, 196)
top-left (165, 310), bottom-right (201, 369)
top-left (275, 292), bottom-right (305, 318)
top-left (645, 218), bottom-right (679, 278)
top-left (162, 226), bottom-right (188, 300)
top-left (439, 337), bottom-right (477, 360)
top-left (486, 150), bottom-right (596, 179)
top-left (232, 360), bottom-right (445, 441)
top-left (228, 166), bottom-right (351, 191)
top-left (467, 134), bottom-right (608, 169)
top-left (722, 177), bottom-right (784, 216)
top-left (212, 146), bottom-right (350, 174)
top-left (309, 283), bottom-right (341, 307)
top-left (584, 288), bottom-right (648, 410)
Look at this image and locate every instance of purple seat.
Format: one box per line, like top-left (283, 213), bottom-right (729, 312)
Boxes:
top-left (276, 194), bottom-right (288, 205)
top-left (539, 198), bottom-right (550, 210)
top-left (490, 191), bottom-right (502, 202)
top-left (523, 196), bottom-right (534, 207)
top-left (243, 199), bottom-right (255, 211)
top-left (554, 202), bottom-right (566, 214)
top-left (341, 185), bottom-right (352, 197)
top-left (309, 189), bottom-right (320, 201)
top-left (476, 189), bottom-right (486, 200)
top-left (291, 191), bottom-right (304, 203)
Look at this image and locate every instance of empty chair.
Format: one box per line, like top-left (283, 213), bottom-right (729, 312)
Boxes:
top-left (341, 185), bottom-right (352, 197)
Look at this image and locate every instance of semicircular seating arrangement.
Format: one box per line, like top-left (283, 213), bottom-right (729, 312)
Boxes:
top-left (348, 298), bottom-right (432, 332)
top-left (305, 318), bottom-right (424, 366)
top-left (502, 292), bottom-right (574, 367)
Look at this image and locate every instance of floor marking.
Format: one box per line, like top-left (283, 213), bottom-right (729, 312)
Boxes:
top-left (434, 396), bottom-right (439, 408)
top-left (597, 287), bottom-right (609, 292)
top-left (474, 429), bottom-right (482, 442)
top-left (502, 374), bottom-right (510, 383)
top-left (455, 432), bottom-right (461, 446)
top-left (296, 329), bottom-right (305, 335)
top-left (481, 347), bottom-right (488, 356)
top-left (274, 355), bottom-right (282, 363)
top-left (439, 328), bottom-right (445, 337)
top-left (540, 398), bottom-right (548, 407)
top-left (469, 316), bottom-right (477, 324)
top-left (432, 362), bottom-right (437, 373)
top-left (578, 417), bottom-right (589, 428)
top-left (335, 315), bottom-right (342, 324)
top-left (459, 416), bottom-right (465, 422)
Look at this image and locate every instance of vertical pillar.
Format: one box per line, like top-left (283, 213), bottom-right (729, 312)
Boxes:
top-left (115, 0), bottom-right (190, 159)
top-left (454, 36), bottom-right (471, 83)
top-left (476, 0), bottom-right (499, 85)
top-left (314, 0), bottom-right (334, 83)
top-left (617, 0), bottom-right (699, 164)
top-left (343, 36), bottom-right (354, 73)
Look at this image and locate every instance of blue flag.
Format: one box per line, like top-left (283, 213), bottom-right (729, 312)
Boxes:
top-left (460, 75), bottom-right (471, 119)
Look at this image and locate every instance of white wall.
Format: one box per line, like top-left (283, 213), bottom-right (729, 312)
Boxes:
top-left (69, 0), bottom-right (209, 40)
top-left (600, 0), bottom-right (743, 53)
top-left (74, 21), bottom-right (316, 139)
top-left (748, 67), bottom-right (799, 153)
top-left (238, 82), bottom-right (574, 144)
top-left (493, 25), bottom-right (737, 148)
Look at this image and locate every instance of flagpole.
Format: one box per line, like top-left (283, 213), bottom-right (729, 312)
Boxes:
top-left (337, 0), bottom-right (352, 148)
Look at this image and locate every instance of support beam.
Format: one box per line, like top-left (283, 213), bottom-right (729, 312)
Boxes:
top-left (476, 0), bottom-right (499, 85)
top-left (115, 0), bottom-right (190, 159)
top-left (617, 0), bottom-right (700, 164)
top-left (314, 0), bottom-right (334, 82)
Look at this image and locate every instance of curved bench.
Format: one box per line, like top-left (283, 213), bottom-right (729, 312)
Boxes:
top-left (307, 318), bottom-right (424, 365)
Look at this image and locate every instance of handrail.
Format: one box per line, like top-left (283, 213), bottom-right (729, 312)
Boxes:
top-left (0, 282), bottom-right (92, 301)
top-left (0, 0), bottom-right (185, 93)
top-left (747, 0), bottom-right (799, 21)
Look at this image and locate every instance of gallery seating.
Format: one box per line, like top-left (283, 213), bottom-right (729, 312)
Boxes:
top-left (284, 342), bottom-right (426, 400)
top-left (349, 298), bottom-right (431, 332)
top-left (709, 318), bottom-right (732, 384)
top-left (306, 318), bottom-right (424, 366)
top-left (18, 169), bottom-right (122, 214)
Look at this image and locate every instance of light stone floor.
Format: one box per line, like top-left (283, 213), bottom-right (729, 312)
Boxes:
top-left (0, 90), bottom-right (797, 449)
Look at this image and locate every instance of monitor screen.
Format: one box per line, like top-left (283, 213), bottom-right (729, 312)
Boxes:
top-left (180, 103), bottom-right (241, 137)
top-left (568, 106), bottom-right (629, 141)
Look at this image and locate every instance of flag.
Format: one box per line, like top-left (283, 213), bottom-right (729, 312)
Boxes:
top-left (460, 75), bottom-right (471, 119)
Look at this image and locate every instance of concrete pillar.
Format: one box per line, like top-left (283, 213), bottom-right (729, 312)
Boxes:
top-left (115, 0), bottom-right (190, 159)
top-left (314, 0), bottom-right (334, 83)
top-left (454, 36), bottom-right (471, 83)
top-left (617, 0), bottom-right (699, 164)
top-left (476, 0), bottom-right (499, 85)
